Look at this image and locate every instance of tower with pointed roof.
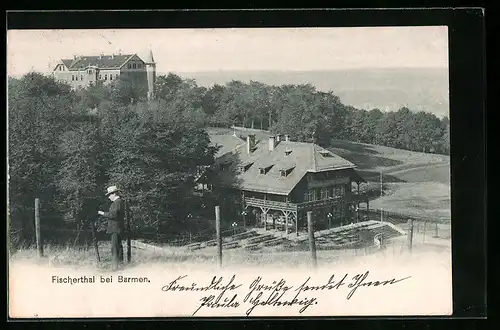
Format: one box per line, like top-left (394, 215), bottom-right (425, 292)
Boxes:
top-left (145, 48), bottom-right (156, 101)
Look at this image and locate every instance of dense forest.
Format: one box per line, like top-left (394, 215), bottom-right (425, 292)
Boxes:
top-left (8, 72), bottom-right (449, 249)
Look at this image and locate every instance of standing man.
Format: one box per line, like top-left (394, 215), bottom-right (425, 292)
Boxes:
top-left (98, 186), bottom-right (125, 269)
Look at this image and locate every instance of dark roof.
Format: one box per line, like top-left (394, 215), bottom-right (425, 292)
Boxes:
top-left (57, 54), bottom-right (140, 71)
top-left (210, 133), bottom-right (245, 158)
top-left (209, 132), bottom-right (357, 195)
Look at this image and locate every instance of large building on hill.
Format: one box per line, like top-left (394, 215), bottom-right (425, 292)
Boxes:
top-left (51, 49), bottom-right (157, 100)
top-left (199, 132), bottom-right (369, 234)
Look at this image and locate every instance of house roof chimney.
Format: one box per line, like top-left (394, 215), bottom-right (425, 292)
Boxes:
top-left (246, 134), bottom-right (256, 154)
top-left (285, 134), bottom-right (290, 142)
top-left (268, 136), bottom-right (276, 151)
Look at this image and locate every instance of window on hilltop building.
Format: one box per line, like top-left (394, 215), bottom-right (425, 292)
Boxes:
top-left (72, 75), bottom-right (74, 81)
top-left (320, 188), bottom-right (330, 200)
top-left (132, 63), bottom-right (136, 69)
top-left (104, 74), bottom-right (107, 80)
top-left (75, 75), bottom-right (78, 81)
top-left (304, 189), bottom-right (316, 202)
top-left (99, 74), bottom-right (102, 80)
top-left (333, 185), bottom-right (345, 197)
top-left (110, 74), bottom-right (113, 80)
top-left (127, 64), bottom-right (131, 69)
top-left (81, 75), bottom-right (83, 80)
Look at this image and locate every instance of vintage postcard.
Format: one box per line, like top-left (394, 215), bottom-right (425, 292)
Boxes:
top-left (7, 26), bottom-right (452, 318)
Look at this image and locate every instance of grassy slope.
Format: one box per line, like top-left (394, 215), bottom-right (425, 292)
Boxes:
top-left (326, 139), bottom-right (450, 220)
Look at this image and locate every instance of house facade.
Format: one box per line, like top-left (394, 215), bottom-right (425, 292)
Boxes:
top-left (51, 49), bottom-right (156, 100)
top-left (200, 132), bottom-right (369, 234)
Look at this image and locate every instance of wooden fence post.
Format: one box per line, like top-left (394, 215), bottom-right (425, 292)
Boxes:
top-left (35, 198), bottom-right (43, 258)
top-left (91, 220), bottom-right (100, 262)
top-left (307, 211), bottom-right (317, 268)
top-left (422, 220), bottom-right (427, 243)
top-left (215, 206), bottom-right (222, 267)
top-left (434, 222), bottom-right (439, 238)
top-left (125, 199), bottom-right (131, 263)
top-left (407, 219), bottom-right (414, 253)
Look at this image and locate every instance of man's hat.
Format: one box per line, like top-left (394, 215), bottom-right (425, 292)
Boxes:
top-left (105, 185), bottom-right (120, 196)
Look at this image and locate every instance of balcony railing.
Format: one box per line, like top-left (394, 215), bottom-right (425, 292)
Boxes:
top-left (297, 196), bottom-right (345, 211)
top-left (244, 195), bottom-right (347, 212)
top-left (245, 197), bottom-right (298, 212)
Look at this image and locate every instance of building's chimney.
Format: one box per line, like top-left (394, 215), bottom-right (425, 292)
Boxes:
top-left (246, 134), bottom-right (256, 154)
top-left (269, 136), bottom-right (276, 151)
top-left (285, 134), bottom-right (290, 142)
top-left (276, 134), bottom-right (282, 142)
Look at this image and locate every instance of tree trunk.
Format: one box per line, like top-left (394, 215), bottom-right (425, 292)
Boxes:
top-left (156, 212), bottom-right (161, 240)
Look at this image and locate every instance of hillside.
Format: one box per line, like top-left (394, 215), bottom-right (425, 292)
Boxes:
top-left (176, 67), bottom-right (449, 118)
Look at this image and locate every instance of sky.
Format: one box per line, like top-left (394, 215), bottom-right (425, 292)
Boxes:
top-left (7, 27), bottom-right (448, 77)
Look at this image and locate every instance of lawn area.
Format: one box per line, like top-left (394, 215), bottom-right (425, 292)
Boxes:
top-left (329, 138), bottom-right (449, 173)
top-left (369, 182), bottom-right (451, 221)
top-left (9, 235), bottom-right (451, 271)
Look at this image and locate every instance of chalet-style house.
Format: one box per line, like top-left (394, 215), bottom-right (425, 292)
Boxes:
top-left (199, 132), bottom-right (368, 234)
top-left (51, 49), bottom-right (157, 100)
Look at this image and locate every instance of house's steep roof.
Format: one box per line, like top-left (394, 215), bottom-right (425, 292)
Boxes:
top-left (210, 133), bottom-right (246, 158)
top-left (209, 132), bottom-right (356, 195)
top-left (56, 54), bottom-right (139, 71)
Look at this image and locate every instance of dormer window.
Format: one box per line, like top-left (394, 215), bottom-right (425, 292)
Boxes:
top-left (319, 150), bottom-right (333, 158)
top-left (259, 165), bottom-right (274, 175)
top-left (238, 162), bottom-right (254, 173)
top-left (285, 149), bottom-right (292, 156)
top-left (279, 166), bottom-right (295, 177)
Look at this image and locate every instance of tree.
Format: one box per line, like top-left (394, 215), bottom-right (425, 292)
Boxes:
top-left (108, 75), bottom-right (146, 105)
top-left (106, 102), bottom-right (219, 235)
top-left (57, 114), bottom-right (105, 238)
top-left (375, 111), bottom-right (399, 147)
top-left (8, 73), bottom-right (77, 246)
top-left (439, 116), bottom-right (450, 154)
top-left (365, 109), bottom-right (385, 144)
top-left (202, 84), bottom-right (225, 117)
top-left (271, 84), bottom-right (321, 142)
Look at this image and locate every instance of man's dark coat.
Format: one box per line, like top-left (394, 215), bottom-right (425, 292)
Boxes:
top-left (101, 197), bottom-right (125, 234)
